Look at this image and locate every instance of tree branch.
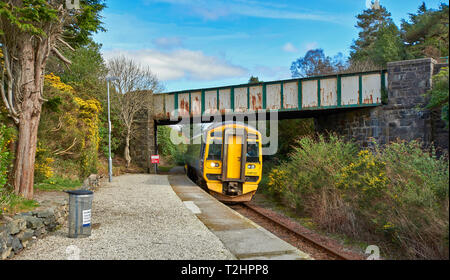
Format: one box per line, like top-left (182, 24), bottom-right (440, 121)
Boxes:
top-left (51, 47), bottom-right (72, 66)
top-left (57, 37), bottom-right (75, 52)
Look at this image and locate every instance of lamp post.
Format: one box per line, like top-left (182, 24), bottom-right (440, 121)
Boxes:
top-left (106, 76), bottom-right (119, 182)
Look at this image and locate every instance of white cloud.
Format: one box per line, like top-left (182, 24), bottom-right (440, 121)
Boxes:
top-left (253, 65), bottom-right (291, 81)
top-left (282, 42), bottom-right (298, 53)
top-left (304, 42), bottom-right (318, 51)
top-left (103, 48), bottom-right (247, 81)
top-left (153, 37), bottom-right (183, 49)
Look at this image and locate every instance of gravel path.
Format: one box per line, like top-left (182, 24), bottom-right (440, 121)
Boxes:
top-left (15, 174), bottom-right (235, 260)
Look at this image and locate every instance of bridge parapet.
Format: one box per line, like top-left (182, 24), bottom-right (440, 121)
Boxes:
top-left (316, 58), bottom-right (448, 151)
top-left (152, 70), bottom-right (388, 120)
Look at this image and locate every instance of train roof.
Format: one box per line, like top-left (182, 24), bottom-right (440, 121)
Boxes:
top-left (191, 121), bottom-right (259, 140)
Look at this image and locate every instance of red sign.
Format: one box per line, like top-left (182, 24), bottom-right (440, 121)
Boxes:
top-left (151, 155), bottom-right (160, 164)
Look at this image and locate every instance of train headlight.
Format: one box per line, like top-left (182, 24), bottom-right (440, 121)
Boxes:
top-left (210, 162), bottom-right (220, 168)
top-left (247, 164), bottom-right (256, 169)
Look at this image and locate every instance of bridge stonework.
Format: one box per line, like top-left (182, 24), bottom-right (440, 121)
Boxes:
top-left (315, 58), bottom-right (448, 151)
top-left (130, 108), bottom-right (157, 173)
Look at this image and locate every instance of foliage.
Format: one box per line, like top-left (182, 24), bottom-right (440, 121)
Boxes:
top-left (291, 49), bottom-right (347, 78)
top-left (45, 42), bottom-right (125, 162)
top-left (370, 23), bottom-right (406, 66)
top-left (248, 76), bottom-right (261, 84)
top-left (74, 97), bottom-right (102, 177)
top-left (425, 67), bottom-right (449, 127)
top-left (0, 124), bottom-right (15, 190)
top-left (0, 189), bottom-right (39, 216)
top-left (264, 136), bottom-right (449, 259)
top-left (350, 4), bottom-right (406, 66)
top-left (0, 0), bottom-right (106, 198)
top-left (62, 0), bottom-right (107, 47)
top-left (157, 126), bottom-right (187, 165)
top-left (35, 176), bottom-right (81, 192)
top-left (34, 142), bottom-right (55, 183)
top-left (401, 3), bottom-right (449, 60)
top-left (276, 119), bottom-right (315, 159)
top-left (350, 4), bottom-right (394, 63)
top-left (0, 0), bottom-right (57, 36)
top-left (267, 168), bottom-right (288, 198)
top-left (158, 126), bottom-right (176, 157)
top-left (38, 73), bottom-right (102, 180)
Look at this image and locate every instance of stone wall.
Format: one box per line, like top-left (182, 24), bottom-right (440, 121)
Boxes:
top-left (130, 108), bottom-right (157, 173)
top-left (0, 201), bottom-right (68, 260)
top-left (315, 58), bottom-right (448, 151)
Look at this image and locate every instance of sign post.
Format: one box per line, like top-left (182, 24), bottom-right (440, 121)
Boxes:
top-left (151, 155), bottom-right (160, 174)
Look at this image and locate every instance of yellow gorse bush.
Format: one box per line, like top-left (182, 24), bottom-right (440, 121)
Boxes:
top-left (337, 149), bottom-right (389, 193)
top-left (34, 143), bottom-right (55, 181)
top-left (267, 168), bottom-right (288, 196)
top-left (45, 73), bottom-right (74, 93)
top-left (74, 97), bottom-right (102, 176)
top-left (41, 72), bottom-right (103, 178)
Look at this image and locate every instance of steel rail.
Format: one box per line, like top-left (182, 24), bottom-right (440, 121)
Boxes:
top-left (241, 202), bottom-right (354, 260)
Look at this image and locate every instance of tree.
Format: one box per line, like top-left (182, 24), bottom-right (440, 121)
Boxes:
top-left (401, 3), bottom-right (449, 60)
top-left (290, 49), bottom-right (346, 78)
top-left (107, 56), bottom-right (162, 168)
top-left (425, 67), bottom-right (449, 128)
top-left (370, 23), bottom-right (406, 66)
top-left (248, 76), bottom-right (260, 84)
top-left (350, 3), bottom-right (404, 66)
top-left (0, 0), bottom-right (105, 199)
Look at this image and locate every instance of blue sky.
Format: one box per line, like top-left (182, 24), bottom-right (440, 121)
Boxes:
top-left (93, 0), bottom-right (447, 92)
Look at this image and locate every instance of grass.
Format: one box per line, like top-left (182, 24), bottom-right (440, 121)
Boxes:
top-left (158, 165), bottom-right (175, 172)
top-left (0, 190), bottom-right (40, 216)
top-left (34, 176), bottom-right (82, 192)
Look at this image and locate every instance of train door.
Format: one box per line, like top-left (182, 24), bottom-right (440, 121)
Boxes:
top-left (222, 128), bottom-right (247, 181)
top-left (226, 135), bottom-right (242, 179)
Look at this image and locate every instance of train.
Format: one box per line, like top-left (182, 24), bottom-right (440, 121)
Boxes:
top-left (184, 122), bottom-right (263, 203)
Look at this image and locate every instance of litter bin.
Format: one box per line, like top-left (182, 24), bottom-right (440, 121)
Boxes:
top-left (66, 190), bottom-right (93, 238)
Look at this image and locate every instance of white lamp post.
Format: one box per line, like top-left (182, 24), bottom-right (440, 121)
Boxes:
top-left (106, 76), bottom-right (119, 182)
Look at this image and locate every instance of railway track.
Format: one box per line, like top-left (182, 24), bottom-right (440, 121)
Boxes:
top-left (229, 202), bottom-right (360, 260)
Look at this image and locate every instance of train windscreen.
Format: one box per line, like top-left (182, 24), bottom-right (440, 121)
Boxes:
top-left (246, 143), bottom-right (259, 162)
top-left (207, 141), bottom-right (222, 160)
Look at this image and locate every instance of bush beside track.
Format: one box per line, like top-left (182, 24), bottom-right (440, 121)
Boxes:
top-left (262, 134), bottom-right (449, 259)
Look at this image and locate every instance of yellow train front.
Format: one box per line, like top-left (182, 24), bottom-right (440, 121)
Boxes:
top-left (184, 122), bottom-right (262, 203)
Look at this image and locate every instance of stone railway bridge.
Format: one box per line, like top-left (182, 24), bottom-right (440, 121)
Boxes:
top-left (130, 58), bottom-right (449, 173)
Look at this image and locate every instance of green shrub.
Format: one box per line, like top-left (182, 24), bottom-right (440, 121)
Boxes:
top-left (266, 135), bottom-right (449, 259)
top-left (372, 141), bottom-right (449, 259)
top-left (0, 124), bottom-right (15, 190)
top-left (157, 126), bottom-right (187, 165)
top-left (425, 67), bottom-right (449, 127)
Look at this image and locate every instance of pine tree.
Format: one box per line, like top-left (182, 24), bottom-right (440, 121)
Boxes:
top-left (350, 4), bottom-right (404, 65)
top-left (401, 3), bottom-right (449, 60)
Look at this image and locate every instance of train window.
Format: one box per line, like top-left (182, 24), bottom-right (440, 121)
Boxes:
top-left (248, 133), bottom-right (258, 139)
top-left (246, 143), bottom-right (259, 162)
top-left (210, 131), bottom-right (222, 138)
top-left (207, 141), bottom-right (222, 160)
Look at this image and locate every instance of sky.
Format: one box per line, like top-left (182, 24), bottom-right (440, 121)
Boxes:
top-left (93, 0), bottom-right (447, 92)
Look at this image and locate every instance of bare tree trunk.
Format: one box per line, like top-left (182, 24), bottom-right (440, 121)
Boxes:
top-left (124, 129), bottom-right (131, 168)
top-left (13, 39), bottom-right (43, 199)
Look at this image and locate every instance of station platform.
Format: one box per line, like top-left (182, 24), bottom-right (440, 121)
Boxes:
top-left (169, 175), bottom-right (312, 260)
top-left (14, 174), bottom-right (311, 260)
